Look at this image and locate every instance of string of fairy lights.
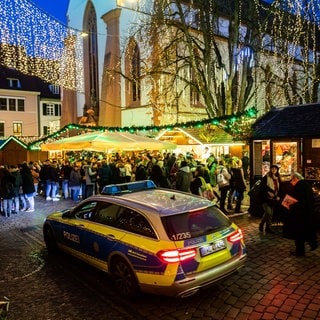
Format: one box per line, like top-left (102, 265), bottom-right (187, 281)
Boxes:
top-left (3, 0), bottom-right (318, 149)
top-left (28, 107), bottom-right (258, 150)
top-left (254, 0), bottom-right (320, 88)
top-left (0, 0), bottom-right (84, 91)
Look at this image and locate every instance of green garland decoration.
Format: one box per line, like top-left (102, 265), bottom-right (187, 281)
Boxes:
top-left (28, 107), bottom-right (257, 150)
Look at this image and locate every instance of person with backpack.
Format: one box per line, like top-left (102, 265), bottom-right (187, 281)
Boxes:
top-left (216, 160), bottom-right (232, 214)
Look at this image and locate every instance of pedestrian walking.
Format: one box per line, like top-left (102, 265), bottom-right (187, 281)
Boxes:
top-left (259, 164), bottom-right (281, 234)
top-left (216, 160), bottom-right (232, 214)
top-left (230, 159), bottom-right (247, 213)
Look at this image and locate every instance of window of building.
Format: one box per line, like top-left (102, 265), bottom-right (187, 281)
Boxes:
top-left (0, 122), bottom-right (4, 137)
top-left (7, 78), bottom-right (21, 89)
top-left (17, 99), bottom-right (24, 112)
top-left (48, 84), bottom-right (60, 95)
top-left (42, 103), bottom-right (61, 116)
top-left (9, 98), bottom-right (16, 111)
top-left (0, 98), bottom-right (7, 110)
top-left (0, 97), bottom-right (25, 111)
top-left (43, 121), bottom-right (60, 136)
top-left (43, 126), bottom-right (48, 136)
top-left (13, 122), bottom-right (22, 136)
top-left (46, 104), bottom-right (54, 116)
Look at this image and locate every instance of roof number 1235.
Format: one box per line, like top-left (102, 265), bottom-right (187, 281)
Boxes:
top-left (171, 232), bottom-right (191, 241)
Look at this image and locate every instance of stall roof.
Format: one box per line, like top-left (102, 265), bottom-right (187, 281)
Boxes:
top-left (157, 126), bottom-right (240, 145)
top-left (0, 136), bottom-right (28, 150)
top-left (252, 103), bottom-right (320, 139)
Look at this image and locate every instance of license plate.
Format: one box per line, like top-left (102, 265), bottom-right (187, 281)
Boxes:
top-left (200, 240), bottom-right (226, 257)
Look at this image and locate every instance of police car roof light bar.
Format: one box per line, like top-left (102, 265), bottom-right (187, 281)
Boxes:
top-left (102, 180), bottom-right (156, 195)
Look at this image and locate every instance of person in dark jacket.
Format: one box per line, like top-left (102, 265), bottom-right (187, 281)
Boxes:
top-left (175, 161), bottom-right (192, 193)
top-left (47, 160), bottom-right (61, 201)
top-left (230, 159), bottom-right (247, 213)
top-left (149, 164), bottom-right (170, 188)
top-left (0, 167), bottom-right (16, 217)
top-left (9, 165), bottom-right (22, 214)
top-left (69, 164), bottom-right (81, 203)
top-left (60, 160), bottom-right (72, 199)
top-left (259, 164), bottom-right (282, 234)
top-left (97, 160), bottom-right (112, 193)
top-left (283, 172), bottom-right (318, 256)
top-left (190, 165), bottom-right (206, 196)
top-left (20, 162), bottom-right (36, 212)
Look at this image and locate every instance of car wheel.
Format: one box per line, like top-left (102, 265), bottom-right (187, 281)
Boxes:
top-left (110, 257), bottom-right (139, 297)
top-left (43, 226), bottom-right (58, 253)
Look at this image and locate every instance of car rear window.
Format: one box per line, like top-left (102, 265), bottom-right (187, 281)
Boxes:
top-left (161, 206), bottom-right (231, 241)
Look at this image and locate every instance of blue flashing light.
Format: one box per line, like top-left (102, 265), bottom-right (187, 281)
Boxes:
top-left (102, 180), bottom-right (156, 195)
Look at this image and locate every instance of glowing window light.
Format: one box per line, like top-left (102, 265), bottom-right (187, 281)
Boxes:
top-left (0, 0), bottom-right (84, 92)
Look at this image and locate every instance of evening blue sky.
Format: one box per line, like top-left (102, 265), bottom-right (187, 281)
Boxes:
top-left (29, 0), bottom-right (70, 24)
top-left (28, 0), bottom-right (276, 26)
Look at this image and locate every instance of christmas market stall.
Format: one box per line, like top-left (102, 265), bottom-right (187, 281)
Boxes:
top-left (250, 103), bottom-right (320, 183)
top-left (0, 136), bottom-right (47, 165)
top-left (40, 130), bottom-right (176, 153)
top-left (249, 103), bottom-right (320, 217)
top-left (156, 125), bottom-right (246, 160)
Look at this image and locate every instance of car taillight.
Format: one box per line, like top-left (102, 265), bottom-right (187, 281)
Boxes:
top-left (227, 228), bottom-right (243, 243)
top-left (157, 248), bottom-right (197, 263)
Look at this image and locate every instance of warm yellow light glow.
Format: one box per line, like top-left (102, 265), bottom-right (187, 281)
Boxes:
top-left (0, 0), bottom-right (84, 92)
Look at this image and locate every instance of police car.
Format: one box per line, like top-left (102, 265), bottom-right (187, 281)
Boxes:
top-left (43, 180), bottom-right (246, 298)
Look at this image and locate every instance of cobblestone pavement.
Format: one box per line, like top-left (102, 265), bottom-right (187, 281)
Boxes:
top-left (1, 194), bottom-right (320, 320)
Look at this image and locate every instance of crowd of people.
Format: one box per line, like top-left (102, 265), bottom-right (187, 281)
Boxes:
top-left (1, 148), bottom-right (317, 258)
top-left (0, 150), bottom-right (250, 217)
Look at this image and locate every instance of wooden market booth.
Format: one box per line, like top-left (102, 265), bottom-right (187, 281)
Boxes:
top-left (156, 126), bottom-right (247, 160)
top-left (0, 136), bottom-right (47, 166)
top-left (250, 103), bottom-right (320, 185)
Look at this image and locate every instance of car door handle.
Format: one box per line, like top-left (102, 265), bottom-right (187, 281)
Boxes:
top-left (106, 234), bottom-right (116, 240)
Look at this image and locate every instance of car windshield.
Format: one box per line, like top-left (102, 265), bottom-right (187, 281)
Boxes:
top-left (161, 206), bottom-right (231, 241)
